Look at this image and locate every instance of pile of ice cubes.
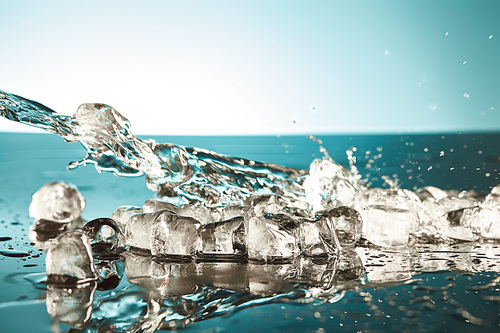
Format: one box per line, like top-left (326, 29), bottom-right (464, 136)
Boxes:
top-left (29, 180), bottom-right (500, 285)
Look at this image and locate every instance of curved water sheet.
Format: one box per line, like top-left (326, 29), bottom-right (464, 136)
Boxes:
top-left (1, 90), bottom-right (500, 332)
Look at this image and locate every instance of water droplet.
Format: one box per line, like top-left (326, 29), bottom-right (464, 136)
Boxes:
top-left (445, 32), bottom-right (449, 36)
top-left (463, 60), bottom-right (467, 65)
top-left (463, 93), bottom-right (470, 99)
top-left (489, 34), bottom-right (493, 39)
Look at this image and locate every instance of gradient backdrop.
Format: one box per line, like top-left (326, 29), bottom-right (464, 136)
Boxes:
top-left (1, 0), bottom-right (499, 135)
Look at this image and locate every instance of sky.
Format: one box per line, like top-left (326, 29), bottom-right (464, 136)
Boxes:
top-left (0, 0), bottom-right (499, 135)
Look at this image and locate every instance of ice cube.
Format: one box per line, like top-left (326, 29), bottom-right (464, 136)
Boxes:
top-left (198, 216), bottom-right (246, 259)
top-left (177, 204), bottom-right (215, 224)
top-left (467, 196), bottom-right (500, 239)
top-left (250, 194), bottom-right (292, 216)
top-left (321, 206), bottom-right (363, 245)
top-left (417, 186), bottom-right (448, 201)
top-left (218, 205), bottom-right (253, 221)
top-left (46, 282), bottom-right (96, 328)
top-left (111, 205), bottom-right (142, 230)
top-left (142, 199), bottom-right (177, 214)
top-left (46, 230), bottom-right (97, 283)
top-left (29, 182), bottom-right (85, 223)
top-left (124, 211), bottom-right (166, 250)
top-left (150, 210), bottom-right (201, 258)
top-left (303, 158), bottom-right (357, 211)
top-left (299, 215), bottom-right (339, 257)
top-left (83, 218), bottom-right (123, 256)
top-left (247, 213), bottom-right (299, 262)
top-left (362, 205), bottom-right (414, 247)
top-left (438, 207), bottom-right (480, 241)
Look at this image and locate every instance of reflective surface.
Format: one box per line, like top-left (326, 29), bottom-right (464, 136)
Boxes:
top-left (0, 132), bottom-right (499, 332)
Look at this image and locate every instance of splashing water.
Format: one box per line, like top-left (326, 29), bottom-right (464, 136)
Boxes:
top-left (1, 90), bottom-right (500, 332)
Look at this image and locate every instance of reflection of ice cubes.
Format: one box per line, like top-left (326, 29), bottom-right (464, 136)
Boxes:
top-left (149, 261), bottom-right (203, 296)
top-left (29, 182), bottom-right (85, 223)
top-left (357, 247), bottom-right (414, 283)
top-left (121, 251), bottom-right (152, 285)
top-left (150, 211), bottom-right (201, 258)
top-left (335, 249), bottom-right (365, 282)
top-left (124, 211), bottom-right (165, 250)
top-left (471, 242), bottom-right (500, 272)
top-left (415, 244), bottom-right (472, 272)
top-left (199, 217), bottom-right (246, 258)
top-left (248, 214), bottom-right (299, 262)
top-left (362, 205), bottom-right (414, 247)
top-left (46, 231), bottom-right (97, 283)
top-left (248, 263), bottom-right (296, 295)
top-left (323, 206), bottom-right (363, 245)
top-left (300, 215), bottom-right (339, 256)
top-left (46, 282), bottom-right (96, 329)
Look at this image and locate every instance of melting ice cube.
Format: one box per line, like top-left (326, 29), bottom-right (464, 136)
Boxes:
top-left (46, 230), bottom-right (97, 283)
top-left (124, 211), bottom-right (166, 250)
top-left (29, 181), bottom-right (85, 223)
top-left (110, 205), bottom-right (142, 230)
top-left (362, 205), bottom-right (414, 247)
top-left (198, 216), bottom-right (246, 259)
top-left (321, 206), bottom-right (363, 245)
top-left (248, 213), bottom-right (299, 262)
top-left (150, 210), bottom-right (202, 258)
top-left (300, 215), bottom-right (339, 257)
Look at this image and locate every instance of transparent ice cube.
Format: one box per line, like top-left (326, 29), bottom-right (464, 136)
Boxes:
top-left (322, 206), bottom-right (363, 245)
top-left (177, 204), bottom-right (215, 225)
top-left (299, 215), bottom-right (339, 257)
top-left (150, 211), bottom-right (201, 258)
top-left (198, 217), bottom-right (246, 259)
top-left (142, 199), bottom-right (177, 214)
top-left (467, 196), bottom-right (500, 239)
top-left (124, 211), bottom-right (166, 250)
top-left (303, 158), bottom-right (357, 211)
top-left (111, 205), bottom-right (142, 230)
top-left (29, 181), bottom-right (85, 223)
top-left (46, 230), bottom-right (97, 283)
top-left (362, 205), bottom-right (414, 247)
top-left (246, 194), bottom-right (290, 216)
top-left (247, 213), bottom-right (299, 262)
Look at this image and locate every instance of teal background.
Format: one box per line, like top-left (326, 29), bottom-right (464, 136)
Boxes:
top-left (0, 0), bottom-right (499, 135)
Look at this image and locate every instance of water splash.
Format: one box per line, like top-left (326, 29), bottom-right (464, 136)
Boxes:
top-left (1, 90), bottom-right (354, 208)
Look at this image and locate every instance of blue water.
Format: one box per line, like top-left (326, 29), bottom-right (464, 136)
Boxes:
top-left (0, 132), bottom-right (499, 332)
